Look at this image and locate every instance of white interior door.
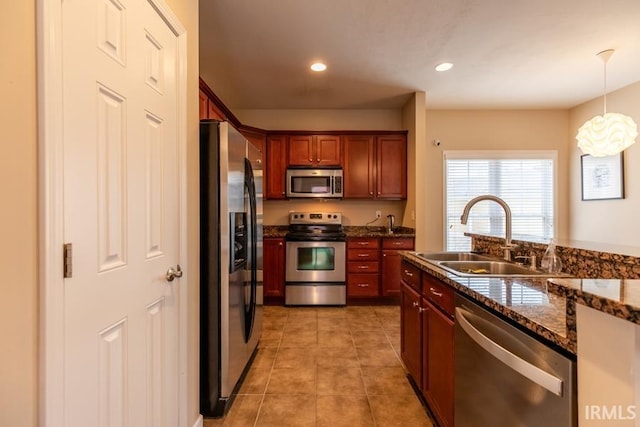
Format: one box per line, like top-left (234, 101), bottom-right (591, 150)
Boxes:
top-left (61, 0), bottom-right (181, 425)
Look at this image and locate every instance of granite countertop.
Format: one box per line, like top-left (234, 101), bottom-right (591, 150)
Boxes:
top-left (401, 252), bottom-right (575, 354)
top-left (262, 225), bottom-right (416, 239)
top-left (547, 277), bottom-right (640, 325)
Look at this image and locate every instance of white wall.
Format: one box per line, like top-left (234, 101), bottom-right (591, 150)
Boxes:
top-left (569, 81), bottom-right (640, 247)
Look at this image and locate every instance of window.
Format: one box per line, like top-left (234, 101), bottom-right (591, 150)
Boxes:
top-left (445, 151), bottom-right (556, 251)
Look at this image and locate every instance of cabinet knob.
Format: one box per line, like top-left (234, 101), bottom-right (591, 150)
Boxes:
top-left (429, 287), bottom-right (443, 298)
top-left (309, 159), bottom-right (313, 163)
top-left (357, 283), bottom-right (369, 287)
top-left (404, 270), bottom-right (413, 277)
top-left (278, 242), bottom-right (283, 246)
top-left (412, 301), bottom-right (419, 308)
top-left (370, 192), bottom-right (373, 195)
top-left (377, 192), bottom-right (381, 195)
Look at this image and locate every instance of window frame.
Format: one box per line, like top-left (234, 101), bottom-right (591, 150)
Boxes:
top-left (443, 150), bottom-right (558, 251)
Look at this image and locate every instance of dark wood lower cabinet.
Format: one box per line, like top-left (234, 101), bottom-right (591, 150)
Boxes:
top-left (424, 299), bottom-right (454, 427)
top-left (400, 264), bottom-right (455, 427)
top-left (263, 237), bottom-right (285, 302)
top-left (400, 282), bottom-right (422, 382)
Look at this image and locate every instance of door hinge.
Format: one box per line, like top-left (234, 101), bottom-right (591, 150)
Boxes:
top-left (63, 243), bottom-right (73, 278)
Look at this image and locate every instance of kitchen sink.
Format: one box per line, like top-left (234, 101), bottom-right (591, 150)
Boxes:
top-left (410, 252), bottom-right (571, 278)
top-left (413, 251), bottom-right (492, 262)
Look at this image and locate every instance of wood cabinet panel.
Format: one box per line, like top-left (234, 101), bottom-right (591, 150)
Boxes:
top-left (401, 282), bottom-right (422, 382)
top-left (288, 135), bottom-right (341, 167)
top-left (347, 274), bottom-right (380, 297)
top-left (348, 261), bottom-right (380, 274)
top-left (376, 135), bottom-right (407, 199)
top-left (424, 298), bottom-right (455, 427)
top-left (381, 237), bottom-right (414, 297)
top-left (400, 260), bottom-right (421, 292)
top-left (423, 274), bottom-right (454, 316)
top-left (343, 135), bottom-right (375, 198)
top-left (347, 237), bottom-right (380, 249)
top-left (263, 237), bottom-right (285, 298)
top-left (265, 135), bottom-right (288, 199)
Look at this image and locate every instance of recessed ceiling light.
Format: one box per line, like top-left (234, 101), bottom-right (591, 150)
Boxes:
top-left (435, 62), bottom-right (453, 72)
top-left (310, 62), bottom-right (327, 72)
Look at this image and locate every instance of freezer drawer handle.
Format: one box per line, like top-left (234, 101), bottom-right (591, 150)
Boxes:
top-left (455, 307), bottom-right (563, 397)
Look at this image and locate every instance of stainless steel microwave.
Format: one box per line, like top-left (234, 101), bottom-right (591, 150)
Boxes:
top-left (286, 168), bottom-right (343, 198)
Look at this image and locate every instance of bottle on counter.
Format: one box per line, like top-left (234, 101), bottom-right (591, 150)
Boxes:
top-left (541, 239), bottom-right (563, 273)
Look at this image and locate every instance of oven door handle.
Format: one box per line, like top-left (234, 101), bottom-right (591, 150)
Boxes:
top-left (455, 307), bottom-right (563, 396)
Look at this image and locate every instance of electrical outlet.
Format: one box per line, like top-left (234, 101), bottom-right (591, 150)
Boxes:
top-left (375, 210), bottom-right (382, 219)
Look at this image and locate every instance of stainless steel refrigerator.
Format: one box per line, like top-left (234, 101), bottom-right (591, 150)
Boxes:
top-left (199, 120), bottom-right (263, 417)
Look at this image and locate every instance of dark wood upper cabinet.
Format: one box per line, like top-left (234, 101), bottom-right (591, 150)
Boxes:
top-left (288, 135), bottom-right (341, 167)
top-left (265, 135), bottom-right (288, 199)
top-left (377, 134), bottom-right (407, 199)
top-left (343, 134), bottom-right (406, 199)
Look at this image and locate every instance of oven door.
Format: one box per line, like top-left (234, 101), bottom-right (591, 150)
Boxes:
top-left (285, 241), bottom-right (346, 282)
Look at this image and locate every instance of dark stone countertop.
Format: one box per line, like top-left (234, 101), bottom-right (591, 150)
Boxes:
top-left (263, 225), bottom-right (416, 239)
top-left (401, 252), bottom-right (575, 355)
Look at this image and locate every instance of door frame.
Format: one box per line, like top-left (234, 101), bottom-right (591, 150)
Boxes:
top-left (36, 1), bottom-right (189, 426)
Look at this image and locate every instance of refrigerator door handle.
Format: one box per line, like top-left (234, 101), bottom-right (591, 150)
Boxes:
top-left (455, 307), bottom-right (563, 396)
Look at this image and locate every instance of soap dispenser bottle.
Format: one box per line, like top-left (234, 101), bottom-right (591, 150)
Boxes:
top-left (541, 239), bottom-right (563, 273)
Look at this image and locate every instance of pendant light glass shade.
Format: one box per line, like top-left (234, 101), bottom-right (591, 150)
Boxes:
top-left (576, 112), bottom-right (638, 157)
top-left (576, 49), bottom-right (638, 157)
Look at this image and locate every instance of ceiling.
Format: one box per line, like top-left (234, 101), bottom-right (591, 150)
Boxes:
top-left (199, 0), bottom-right (640, 110)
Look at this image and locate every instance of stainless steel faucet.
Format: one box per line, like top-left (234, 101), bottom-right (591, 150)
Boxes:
top-left (460, 195), bottom-right (518, 261)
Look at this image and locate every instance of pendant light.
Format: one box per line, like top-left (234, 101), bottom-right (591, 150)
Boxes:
top-left (576, 49), bottom-right (638, 157)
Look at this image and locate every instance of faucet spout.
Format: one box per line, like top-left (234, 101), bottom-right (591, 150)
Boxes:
top-left (460, 195), bottom-right (515, 261)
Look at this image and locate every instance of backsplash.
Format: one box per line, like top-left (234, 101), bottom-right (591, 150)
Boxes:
top-left (469, 234), bottom-right (640, 279)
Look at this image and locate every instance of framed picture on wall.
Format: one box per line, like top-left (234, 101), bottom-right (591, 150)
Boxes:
top-left (581, 153), bottom-right (625, 201)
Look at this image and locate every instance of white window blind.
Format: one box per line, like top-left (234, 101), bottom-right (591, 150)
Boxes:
top-left (444, 152), bottom-right (555, 251)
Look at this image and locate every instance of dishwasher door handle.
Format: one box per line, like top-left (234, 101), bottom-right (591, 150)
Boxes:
top-left (455, 307), bottom-right (563, 397)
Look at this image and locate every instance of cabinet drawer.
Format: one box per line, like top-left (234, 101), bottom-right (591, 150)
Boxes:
top-left (347, 238), bottom-right (380, 249)
top-left (348, 248), bottom-right (380, 261)
top-left (401, 260), bottom-right (421, 291)
top-left (382, 237), bottom-right (414, 250)
top-left (423, 275), bottom-right (454, 316)
top-left (348, 274), bottom-right (380, 297)
top-left (348, 261), bottom-right (380, 274)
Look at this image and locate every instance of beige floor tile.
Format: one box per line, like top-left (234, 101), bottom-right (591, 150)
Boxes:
top-left (280, 330), bottom-right (317, 348)
top-left (316, 307), bottom-right (348, 318)
top-left (316, 346), bottom-right (360, 368)
top-left (238, 364), bottom-right (271, 394)
top-left (284, 317), bottom-right (318, 332)
top-left (219, 394), bottom-right (263, 426)
top-left (368, 394), bottom-right (434, 426)
top-left (317, 395), bottom-right (375, 427)
top-left (274, 347), bottom-right (317, 369)
top-left (361, 366), bottom-right (415, 395)
top-left (317, 317), bottom-right (349, 331)
top-left (262, 317), bottom-right (287, 331)
top-left (352, 330), bottom-right (388, 347)
top-left (266, 367), bottom-right (316, 394)
top-left (317, 330), bottom-right (354, 348)
top-left (347, 317), bottom-right (383, 331)
top-left (255, 395), bottom-right (316, 427)
top-left (251, 347), bottom-right (278, 370)
top-left (317, 366), bottom-right (366, 395)
top-left (356, 344), bottom-right (402, 367)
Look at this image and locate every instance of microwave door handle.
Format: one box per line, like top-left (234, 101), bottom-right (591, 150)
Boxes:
top-left (455, 307), bottom-right (563, 397)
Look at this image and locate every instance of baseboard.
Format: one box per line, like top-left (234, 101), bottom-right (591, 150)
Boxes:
top-left (192, 414), bottom-right (203, 427)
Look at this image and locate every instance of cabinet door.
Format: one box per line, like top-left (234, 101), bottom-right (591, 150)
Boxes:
top-left (343, 135), bottom-right (375, 198)
top-left (382, 250), bottom-right (403, 296)
top-left (401, 282), bottom-right (422, 383)
top-left (265, 136), bottom-right (288, 199)
top-left (382, 238), bottom-right (414, 296)
top-left (424, 299), bottom-right (454, 427)
top-left (288, 135), bottom-right (314, 166)
top-left (263, 237), bottom-right (285, 297)
top-left (315, 135), bottom-right (342, 166)
top-left (376, 135), bottom-right (407, 199)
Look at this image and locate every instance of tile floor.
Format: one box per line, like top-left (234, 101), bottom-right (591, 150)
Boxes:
top-left (204, 305), bottom-right (434, 427)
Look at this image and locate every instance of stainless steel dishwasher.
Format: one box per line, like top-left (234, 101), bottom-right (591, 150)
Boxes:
top-left (454, 294), bottom-right (576, 427)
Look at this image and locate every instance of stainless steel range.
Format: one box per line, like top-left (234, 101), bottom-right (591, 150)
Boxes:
top-left (285, 212), bottom-right (346, 305)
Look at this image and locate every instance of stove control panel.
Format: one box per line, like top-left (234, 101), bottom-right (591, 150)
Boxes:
top-left (289, 212), bottom-right (342, 225)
